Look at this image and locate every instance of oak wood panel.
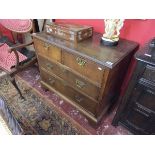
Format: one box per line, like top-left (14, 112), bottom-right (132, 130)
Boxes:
top-left (40, 68), bottom-right (98, 115)
top-left (62, 50), bottom-right (105, 84)
top-left (96, 51), bottom-right (136, 118)
top-left (33, 38), bottom-right (62, 62)
top-left (40, 81), bottom-right (98, 123)
top-left (38, 55), bottom-right (100, 100)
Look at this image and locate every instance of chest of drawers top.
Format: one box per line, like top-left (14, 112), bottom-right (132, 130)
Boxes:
top-left (32, 32), bottom-right (138, 69)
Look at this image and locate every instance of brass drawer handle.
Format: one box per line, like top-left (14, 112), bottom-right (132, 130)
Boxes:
top-left (43, 43), bottom-right (50, 50)
top-left (75, 95), bottom-right (83, 103)
top-left (48, 78), bottom-right (55, 85)
top-left (76, 79), bottom-right (86, 89)
top-left (76, 57), bottom-right (86, 67)
top-left (46, 63), bottom-right (54, 69)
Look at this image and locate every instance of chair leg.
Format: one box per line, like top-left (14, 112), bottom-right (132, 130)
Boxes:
top-left (8, 57), bottom-right (37, 100)
top-left (10, 77), bottom-right (24, 99)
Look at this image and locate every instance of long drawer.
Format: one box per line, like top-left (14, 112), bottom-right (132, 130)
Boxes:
top-left (38, 55), bottom-right (100, 100)
top-left (33, 38), bottom-right (62, 62)
top-left (40, 68), bottom-right (97, 115)
top-left (62, 50), bottom-right (105, 84)
top-left (122, 101), bottom-right (155, 134)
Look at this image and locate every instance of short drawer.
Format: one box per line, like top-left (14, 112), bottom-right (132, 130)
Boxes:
top-left (62, 50), bottom-right (105, 84)
top-left (40, 69), bottom-right (97, 115)
top-left (38, 56), bottom-right (100, 100)
top-left (142, 65), bottom-right (155, 83)
top-left (33, 38), bottom-right (61, 62)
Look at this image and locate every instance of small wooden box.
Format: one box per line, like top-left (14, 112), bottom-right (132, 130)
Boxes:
top-left (45, 23), bottom-right (93, 43)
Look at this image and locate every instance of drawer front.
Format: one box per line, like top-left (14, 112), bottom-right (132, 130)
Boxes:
top-left (40, 69), bottom-right (97, 115)
top-left (122, 103), bottom-right (155, 134)
top-left (142, 65), bottom-right (155, 83)
top-left (130, 84), bottom-right (155, 112)
top-left (38, 56), bottom-right (100, 100)
top-left (33, 38), bottom-right (61, 62)
top-left (120, 82), bottom-right (155, 134)
top-left (123, 107), bottom-right (150, 134)
top-left (62, 51), bottom-right (105, 84)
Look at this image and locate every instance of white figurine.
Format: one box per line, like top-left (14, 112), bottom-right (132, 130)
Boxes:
top-left (101, 19), bottom-right (124, 46)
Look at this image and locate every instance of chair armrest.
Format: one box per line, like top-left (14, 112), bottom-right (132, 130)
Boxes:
top-left (8, 41), bottom-right (33, 53)
top-left (6, 50), bottom-right (20, 69)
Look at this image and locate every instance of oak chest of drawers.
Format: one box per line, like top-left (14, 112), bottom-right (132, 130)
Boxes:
top-left (33, 32), bottom-right (138, 125)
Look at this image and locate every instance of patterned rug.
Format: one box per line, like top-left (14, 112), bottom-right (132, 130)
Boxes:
top-left (0, 67), bottom-right (131, 135)
top-left (0, 75), bottom-right (81, 134)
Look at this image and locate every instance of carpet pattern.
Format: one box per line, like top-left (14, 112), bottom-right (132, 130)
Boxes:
top-left (0, 76), bottom-right (81, 134)
top-left (0, 67), bottom-right (131, 135)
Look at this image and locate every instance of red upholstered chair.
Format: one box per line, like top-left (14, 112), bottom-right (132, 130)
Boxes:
top-left (0, 19), bottom-right (37, 99)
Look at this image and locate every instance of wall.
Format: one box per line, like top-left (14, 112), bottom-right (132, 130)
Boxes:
top-left (56, 19), bottom-right (155, 45)
top-left (56, 19), bottom-right (155, 95)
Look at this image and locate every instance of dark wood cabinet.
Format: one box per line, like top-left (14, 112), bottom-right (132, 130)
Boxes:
top-left (113, 41), bottom-right (155, 134)
top-left (33, 32), bottom-right (138, 125)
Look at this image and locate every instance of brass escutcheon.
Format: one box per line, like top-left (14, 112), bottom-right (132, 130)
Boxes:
top-left (48, 78), bottom-right (55, 85)
top-left (76, 79), bottom-right (86, 89)
top-left (43, 43), bottom-right (50, 50)
top-left (46, 63), bottom-right (53, 69)
top-left (75, 95), bottom-right (83, 103)
top-left (76, 57), bottom-right (86, 67)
